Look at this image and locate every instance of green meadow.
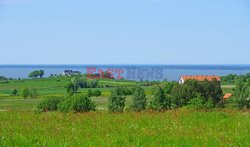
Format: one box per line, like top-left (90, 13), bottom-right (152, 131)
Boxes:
top-left (0, 77), bottom-right (249, 146)
top-left (0, 110), bottom-right (249, 146)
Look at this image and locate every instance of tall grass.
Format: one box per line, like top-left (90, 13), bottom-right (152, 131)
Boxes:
top-left (0, 109), bottom-right (249, 146)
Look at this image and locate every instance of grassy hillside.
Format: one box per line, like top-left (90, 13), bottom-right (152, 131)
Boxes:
top-left (0, 77), bottom-right (249, 146)
top-left (0, 77), bottom-right (235, 111)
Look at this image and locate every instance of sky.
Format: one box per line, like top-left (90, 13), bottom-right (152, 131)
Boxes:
top-left (0, 0), bottom-right (250, 65)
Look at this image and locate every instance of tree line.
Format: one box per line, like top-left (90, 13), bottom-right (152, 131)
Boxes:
top-left (29, 70), bottom-right (44, 78)
top-left (221, 73), bottom-right (250, 85)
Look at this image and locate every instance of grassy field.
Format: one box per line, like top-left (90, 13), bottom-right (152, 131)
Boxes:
top-left (1, 77), bottom-right (247, 146)
top-left (0, 110), bottom-right (249, 146)
top-left (0, 77), bottom-right (154, 111)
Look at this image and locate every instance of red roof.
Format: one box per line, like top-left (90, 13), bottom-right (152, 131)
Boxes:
top-left (181, 75), bottom-right (221, 82)
top-left (223, 93), bottom-right (232, 100)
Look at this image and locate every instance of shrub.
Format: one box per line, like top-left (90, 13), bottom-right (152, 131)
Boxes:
top-left (187, 94), bottom-right (205, 110)
top-left (203, 98), bottom-right (215, 109)
top-left (0, 81), bottom-right (9, 84)
top-left (21, 87), bottom-right (30, 99)
top-left (58, 96), bottom-right (73, 112)
top-left (87, 89), bottom-right (93, 97)
top-left (148, 85), bottom-right (170, 110)
top-left (227, 82), bottom-right (250, 109)
top-left (130, 86), bottom-right (146, 111)
top-left (65, 82), bottom-right (76, 96)
top-left (29, 88), bottom-right (38, 99)
top-left (58, 95), bottom-right (96, 112)
top-left (0, 75), bottom-right (8, 81)
top-left (37, 96), bottom-right (62, 112)
top-left (93, 90), bottom-right (102, 97)
top-left (11, 89), bottom-right (18, 96)
top-left (121, 87), bottom-right (133, 95)
top-left (72, 95), bottom-right (96, 112)
top-left (108, 88), bottom-right (126, 112)
top-left (170, 80), bottom-right (223, 108)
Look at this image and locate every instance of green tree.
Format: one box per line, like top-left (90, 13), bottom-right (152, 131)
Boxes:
top-left (170, 80), bottom-right (223, 108)
top-left (38, 70), bottom-right (44, 78)
top-left (149, 85), bottom-right (170, 110)
top-left (28, 70), bottom-right (44, 78)
top-left (187, 94), bottom-right (205, 110)
top-left (29, 88), bottom-right (38, 99)
top-left (229, 82), bottom-right (250, 109)
top-left (11, 89), bottom-right (18, 96)
top-left (11, 89), bottom-right (17, 96)
top-left (65, 82), bottom-right (75, 95)
top-left (37, 96), bottom-right (62, 112)
top-left (22, 87), bottom-right (30, 99)
top-left (93, 90), bottom-right (102, 97)
top-left (65, 77), bottom-right (81, 95)
top-left (0, 76), bottom-right (8, 81)
top-left (130, 86), bottom-right (146, 111)
top-left (163, 82), bottom-right (178, 95)
top-left (108, 88), bottom-right (126, 112)
top-left (87, 89), bottom-right (93, 97)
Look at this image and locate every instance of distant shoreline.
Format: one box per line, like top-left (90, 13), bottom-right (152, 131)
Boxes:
top-left (1, 64), bottom-right (250, 70)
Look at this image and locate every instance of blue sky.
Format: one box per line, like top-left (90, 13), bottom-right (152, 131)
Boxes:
top-left (0, 0), bottom-right (250, 64)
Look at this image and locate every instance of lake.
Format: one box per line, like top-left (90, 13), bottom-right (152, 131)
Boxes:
top-left (0, 65), bottom-right (250, 81)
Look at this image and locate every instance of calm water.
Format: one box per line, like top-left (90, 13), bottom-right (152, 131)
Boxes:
top-left (0, 65), bottom-right (250, 81)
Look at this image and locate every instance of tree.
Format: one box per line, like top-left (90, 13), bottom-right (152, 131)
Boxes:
top-left (22, 87), bottom-right (30, 99)
top-left (38, 70), bottom-right (44, 78)
top-left (108, 88), bottom-right (126, 112)
top-left (170, 80), bottom-right (223, 108)
top-left (29, 88), bottom-right (38, 99)
top-left (130, 86), bottom-right (146, 111)
top-left (65, 77), bottom-right (81, 95)
top-left (29, 70), bottom-right (45, 78)
top-left (87, 89), bottom-right (93, 97)
top-left (11, 89), bottom-right (18, 96)
top-left (229, 82), bottom-right (250, 109)
top-left (93, 90), bottom-right (102, 97)
top-left (163, 82), bottom-right (178, 95)
top-left (149, 85), bottom-right (170, 110)
top-left (0, 76), bottom-right (8, 81)
top-left (65, 78), bottom-right (99, 95)
top-left (65, 82), bottom-right (75, 96)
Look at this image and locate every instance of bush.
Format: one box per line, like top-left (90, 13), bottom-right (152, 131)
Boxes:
top-left (37, 97), bottom-right (62, 112)
top-left (93, 90), bottom-right (102, 97)
top-left (121, 87), bottom-right (133, 95)
top-left (58, 95), bottom-right (96, 112)
top-left (203, 98), bottom-right (215, 109)
top-left (87, 89), bottom-right (93, 97)
top-left (0, 75), bottom-right (8, 81)
top-left (187, 94), bottom-right (205, 110)
top-left (148, 85), bottom-right (170, 110)
top-left (0, 81), bottom-right (9, 84)
top-left (108, 88), bottom-right (126, 112)
top-left (11, 89), bottom-right (18, 96)
top-left (130, 86), bottom-right (146, 111)
top-left (72, 95), bottom-right (96, 112)
top-left (21, 87), bottom-right (30, 99)
top-left (170, 80), bottom-right (223, 108)
top-left (29, 88), bottom-right (38, 99)
top-left (58, 96), bottom-right (73, 112)
top-left (227, 82), bottom-right (250, 109)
